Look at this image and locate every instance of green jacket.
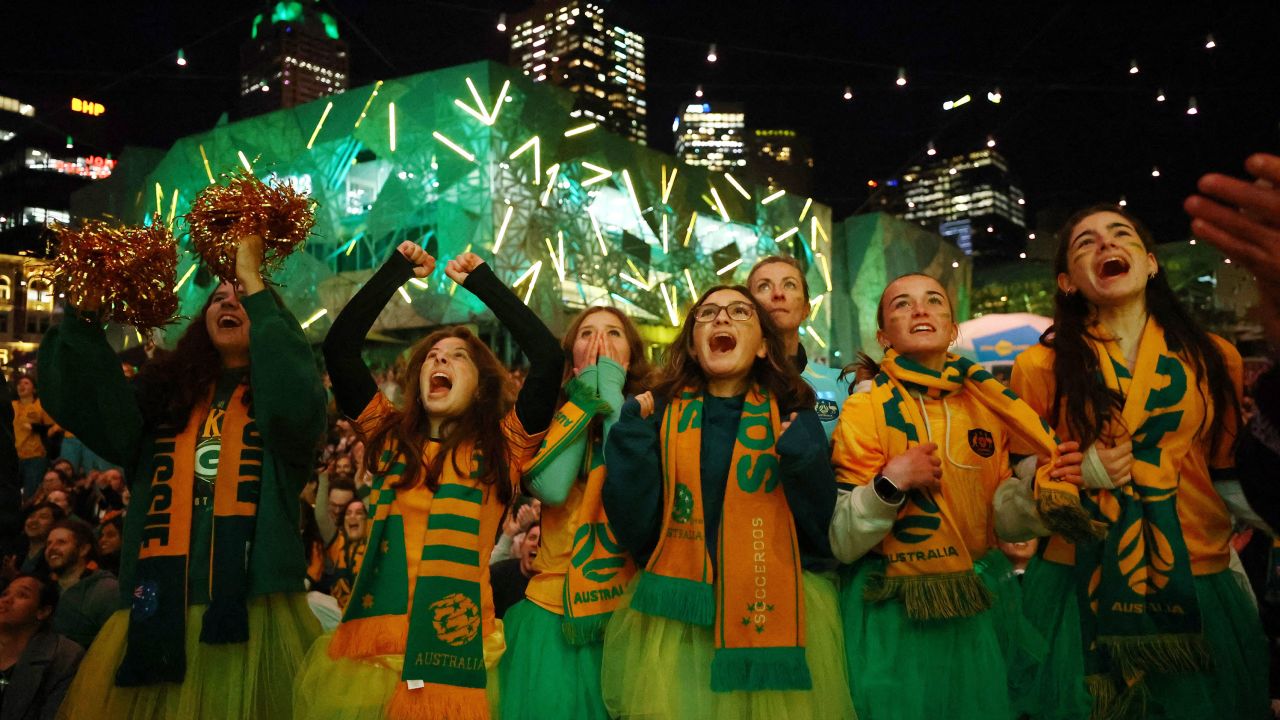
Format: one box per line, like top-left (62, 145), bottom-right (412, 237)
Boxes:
top-left (38, 291), bottom-right (326, 608)
top-left (51, 568), bottom-right (118, 649)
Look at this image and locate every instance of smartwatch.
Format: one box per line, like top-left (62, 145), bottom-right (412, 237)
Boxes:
top-left (873, 473), bottom-right (905, 505)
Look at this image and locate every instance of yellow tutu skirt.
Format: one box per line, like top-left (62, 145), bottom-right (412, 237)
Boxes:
top-left (57, 592), bottom-right (321, 720)
top-left (293, 626), bottom-right (505, 720)
top-left (601, 570), bottom-right (857, 720)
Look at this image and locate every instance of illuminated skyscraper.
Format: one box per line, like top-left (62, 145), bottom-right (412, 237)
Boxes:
top-left (875, 148), bottom-right (1027, 261)
top-left (239, 1), bottom-right (349, 118)
top-left (508, 0), bottom-right (648, 145)
top-left (673, 102), bottom-right (745, 172)
top-left (746, 128), bottom-right (813, 195)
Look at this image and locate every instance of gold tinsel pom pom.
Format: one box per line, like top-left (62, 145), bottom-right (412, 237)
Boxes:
top-left (185, 172), bottom-right (315, 281)
top-left (48, 217), bottom-right (179, 332)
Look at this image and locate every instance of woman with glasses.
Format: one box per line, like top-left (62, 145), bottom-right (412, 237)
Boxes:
top-left (599, 285), bottom-right (854, 720)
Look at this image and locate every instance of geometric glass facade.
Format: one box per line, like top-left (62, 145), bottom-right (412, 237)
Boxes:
top-left (74, 62), bottom-right (834, 359)
top-left (509, 0), bottom-right (647, 145)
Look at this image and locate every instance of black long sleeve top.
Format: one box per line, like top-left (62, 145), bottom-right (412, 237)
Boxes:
top-left (321, 251), bottom-right (564, 435)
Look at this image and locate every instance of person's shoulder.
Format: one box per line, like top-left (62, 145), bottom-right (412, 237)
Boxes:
top-left (1014, 342), bottom-right (1055, 368)
top-left (1206, 333), bottom-right (1243, 364)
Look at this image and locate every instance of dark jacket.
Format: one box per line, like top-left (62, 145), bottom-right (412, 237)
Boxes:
top-left (50, 569), bottom-right (118, 649)
top-left (37, 292), bottom-right (328, 607)
top-left (0, 629), bottom-right (83, 720)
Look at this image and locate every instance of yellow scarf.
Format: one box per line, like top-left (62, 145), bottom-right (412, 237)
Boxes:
top-left (630, 386), bottom-right (810, 692)
top-left (865, 351), bottom-right (1077, 619)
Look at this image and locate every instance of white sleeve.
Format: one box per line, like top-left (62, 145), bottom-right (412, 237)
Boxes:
top-left (829, 484), bottom-right (901, 564)
top-left (489, 533), bottom-right (515, 565)
top-left (993, 456), bottom-right (1051, 542)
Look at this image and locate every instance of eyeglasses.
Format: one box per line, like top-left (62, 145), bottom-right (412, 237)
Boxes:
top-left (693, 301), bottom-right (755, 323)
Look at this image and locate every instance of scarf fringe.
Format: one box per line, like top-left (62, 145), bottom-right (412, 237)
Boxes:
top-left (709, 647), bottom-right (812, 692)
top-left (863, 569), bottom-right (993, 620)
top-left (561, 612), bottom-right (611, 646)
top-left (328, 614), bottom-right (410, 660)
top-left (629, 570), bottom-right (715, 627)
top-left (388, 682), bottom-right (490, 720)
top-left (1086, 673), bottom-right (1150, 720)
top-left (1036, 490), bottom-right (1107, 544)
top-left (198, 598), bottom-right (250, 644)
top-left (1099, 633), bottom-right (1212, 677)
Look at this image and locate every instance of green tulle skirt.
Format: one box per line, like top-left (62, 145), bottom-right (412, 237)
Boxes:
top-left (498, 600), bottom-right (608, 720)
top-left (840, 553), bottom-right (1026, 720)
top-left (56, 593), bottom-right (321, 720)
top-left (601, 570), bottom-right (857, 720)
top-left (1010, 556), bottom-right (1269, 720)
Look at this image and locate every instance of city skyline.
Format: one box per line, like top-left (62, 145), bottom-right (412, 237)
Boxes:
top-left (0, 2), bottom-right (1276, 245)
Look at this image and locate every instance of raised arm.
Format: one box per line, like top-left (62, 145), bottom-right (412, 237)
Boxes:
top-left (231, 237), bottom-right (327, 467)
top-left (322, 244), bottom-right (428, 419)
top-left (37, 307), bottom-right (144, 468)
top-left (447, 253), bottom-right (564, 435)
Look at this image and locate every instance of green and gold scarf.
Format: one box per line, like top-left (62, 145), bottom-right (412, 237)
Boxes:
top-left (522, 379), bottom-right (636, 644)
top-left (329, 444), bottom-right (491, 720)
top-left (631, 386), bottom-right (810, 692)
top-left (862, 351), bottom-right (1071, 619)
top-left (1074, 320), bottom-right (1207, 713)
top-left (116, 383), bottom-right (261, 686)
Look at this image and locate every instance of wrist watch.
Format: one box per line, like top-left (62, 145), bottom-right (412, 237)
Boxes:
top-left (873, 473), bottom-right (906, 505)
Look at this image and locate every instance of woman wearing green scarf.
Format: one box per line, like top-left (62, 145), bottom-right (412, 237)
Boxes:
top-left (1008, 205), bottom-right (1267, 719)
top-left (41, 236), bottom-right (327, 719)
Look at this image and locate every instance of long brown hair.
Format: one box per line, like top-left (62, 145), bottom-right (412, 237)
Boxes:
top-left (135, 282), bottom-right (276, 430)
top-left (559, 306), bottom-right (654, 397)
top-left (1044, 203), bottom-right (1239, 451)
top-left (651, 285), bottom-right (815, 412)
top-left (362, 326), bottom-right (516, 505)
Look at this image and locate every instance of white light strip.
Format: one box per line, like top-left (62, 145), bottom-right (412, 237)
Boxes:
top-left (716, 257), bottom-right (744, 276)
top-left (724, 173), bottom-right (751, 200)
top-left (683, 268), bottom-right (698, 302)
top-left (588, 209), bottom-right (609, 256)
top-left (492, 205), bottom-right (515, 255)
top-left (709, 186), bottom-right (730, 222)
top-left (799, 197), bottom-right (813, 222)
top-left (541, 163), bottom-right (560, 206)
top-left (301, 308), bottom-right (328, 329)
top-left (563, 122), bottom-right (597, 137)
top-left (619, 272), bottom-right (652, 291)
top-left (307, 101), bottom-right (334, 149)
top-left (432, 131), bottom-right (475, 162)
top-left (805, 324), bottom-right (827, 348)
top-left (775, 226), bottom-right (799, 243)
top-left (761, 189), bottom-right (786, 205)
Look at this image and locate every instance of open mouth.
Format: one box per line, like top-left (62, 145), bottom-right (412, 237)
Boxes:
top-left (709, 333), bottom-right (737, 354)
top-left (910, 323), bottom-right (935, 334)
top-left (1098, 256), bottom-right (1130, 279)
top-left (216, 314), bottom-right (243, 329)
top-left (428, 372), bottom-right (453, 397)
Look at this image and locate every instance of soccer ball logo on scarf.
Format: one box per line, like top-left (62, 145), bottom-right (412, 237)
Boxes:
top-left (430, 593), bottom-right (481, 647)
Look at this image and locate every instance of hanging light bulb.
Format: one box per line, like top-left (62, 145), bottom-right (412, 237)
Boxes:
top-left (1186, 96), bottom-right (1198, 115)
top-left (1119, 195), bottom-right (1128, 206)
top-left (1204, 33), bottom-right (1216, 49)
top-left (1129, 58), bottom-right (1139, 75)
top-left (896, 67), bottom-right (907, 86)
top-left (176, 49), bottom-right (187, 67)
top-left (1151, 167), bottom-right (1160, 177)
top-left (926, 141), bottom-right (937, 156)
top-left (986, 135), bottom-right (996, 148)
top-left (65, 135), bottom-right (73, 149)
top-left (706, 43), bottom-right (718, 63)
top-left (496, 13), bottom-right (507, 32)
top-left (694, 84), bottom-right (704, 98)
top-left (987, 87), bottom-right (1002, 104)
top-left (843, 85), bottom-right (853, 101)
top-left (1156, 88), bottom-right (1166, 102)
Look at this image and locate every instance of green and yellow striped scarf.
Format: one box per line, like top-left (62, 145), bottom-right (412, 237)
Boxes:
top-left (329, 445), bottom-right (490, 720)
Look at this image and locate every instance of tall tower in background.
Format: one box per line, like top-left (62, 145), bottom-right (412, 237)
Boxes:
top-left (673, 101), bottom-right (746, 172)
top-left (240, 1), bottom-right (349, 118)
top-left (874, 148), bottom-right (1028, 262)
top-left (508, 0), bottom-right (647, 145)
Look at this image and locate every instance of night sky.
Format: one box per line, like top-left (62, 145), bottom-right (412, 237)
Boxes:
top-left (3, 1), bottom-right (1278, 244)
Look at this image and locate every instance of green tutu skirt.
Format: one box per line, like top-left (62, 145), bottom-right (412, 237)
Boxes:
top-left (293, 626), bottom-right (503, 719)
top-left (840, 554), bottom-right (1016, 720)
top-left (56, 592), bottom-right (320, 720)
top-left (601, 569), bottom-right (856, 720)
top-left (1010, 557), bottom-right (1269, 720)
top-left (498, 600), bottom-right (608, 720)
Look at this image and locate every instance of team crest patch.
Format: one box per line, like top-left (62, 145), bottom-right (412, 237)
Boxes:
top-left (968, 428), bottom-right (995, 458)
top-left (815, 399), bottom-right (839, 422)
